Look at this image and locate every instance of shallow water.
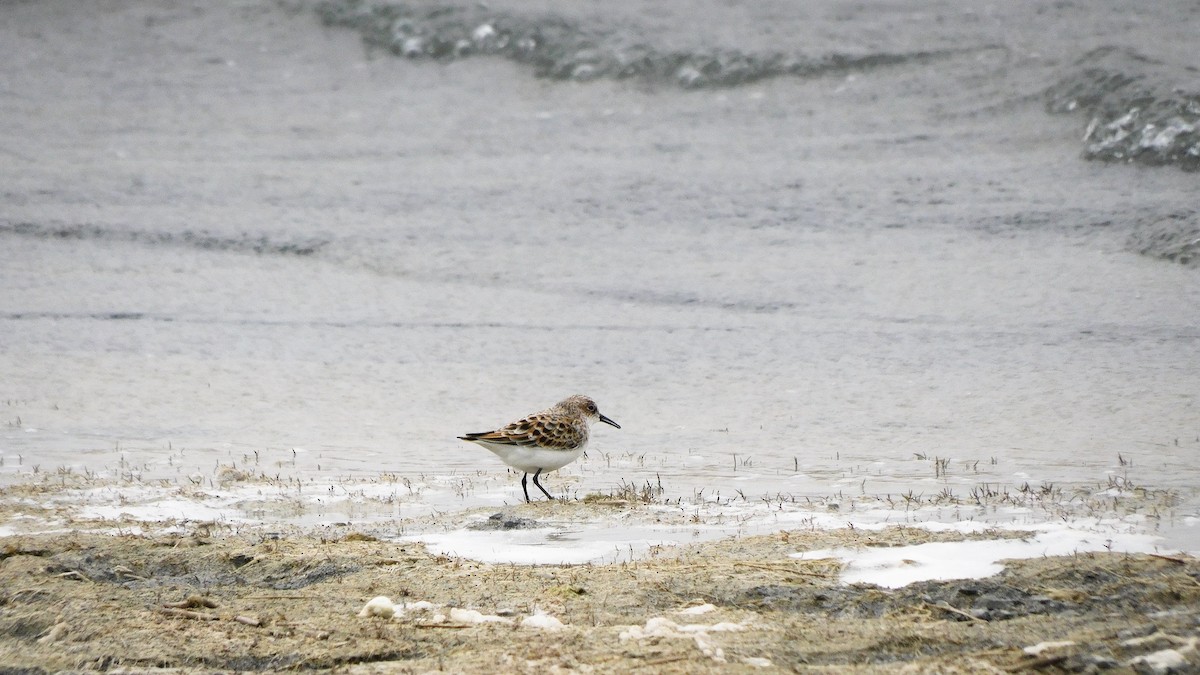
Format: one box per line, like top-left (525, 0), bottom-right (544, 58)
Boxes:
top-left (1, 1), bottom-right (1197, 554)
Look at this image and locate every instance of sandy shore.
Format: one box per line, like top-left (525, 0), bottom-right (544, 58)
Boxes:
top-left (0, 521), bottom-right (1197, 672)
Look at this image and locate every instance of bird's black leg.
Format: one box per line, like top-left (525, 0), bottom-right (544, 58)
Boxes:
top-left (520, 473), bottom-right (532, 503)
top-left (531, 468), bottom-right (555, 501)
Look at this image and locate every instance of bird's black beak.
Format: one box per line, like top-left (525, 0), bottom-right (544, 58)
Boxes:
top-left (599, 413), bottom-right (621, 429)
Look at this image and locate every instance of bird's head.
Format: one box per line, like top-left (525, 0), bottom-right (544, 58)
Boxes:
top-left (559, 395), bottom-right (621, 429)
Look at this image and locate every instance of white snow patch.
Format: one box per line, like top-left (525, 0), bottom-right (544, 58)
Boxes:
top-left (792, 527), bottom-right (1162, 588)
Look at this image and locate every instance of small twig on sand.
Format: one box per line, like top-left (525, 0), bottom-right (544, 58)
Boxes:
top-left (157, 606), bottom-right (219, 621)
top-left (735, 561), bottom-right (830, 578)
top-left (1149, 553), bottom-right (1189, 564)
top-left (54, 570), bottom-right (92, 583)
top-left (8, 588), bottom-right (49, 602)
top-left (414, 623), bottom-right (472, 629)
top-left (636, 655), bottom-right (690, 668)
top-left (1005, 654), bottom-right (1067, 671)
top-left (233, 615), bottom-right (262, 627)
top-left (926, 601), bottom-right (986, 623)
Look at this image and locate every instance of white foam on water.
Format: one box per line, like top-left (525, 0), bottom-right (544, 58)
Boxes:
top-left (409, 526), bottom-right (671, 565)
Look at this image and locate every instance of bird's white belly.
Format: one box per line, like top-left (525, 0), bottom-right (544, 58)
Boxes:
top-left (474, 441), bottom-right (586, 474)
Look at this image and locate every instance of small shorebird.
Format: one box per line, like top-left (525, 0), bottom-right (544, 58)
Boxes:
top-left (458, 395), bottom-right (620, 502)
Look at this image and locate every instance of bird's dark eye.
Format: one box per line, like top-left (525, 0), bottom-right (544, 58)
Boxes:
top-left (588, 403), bottom-right (597, 412)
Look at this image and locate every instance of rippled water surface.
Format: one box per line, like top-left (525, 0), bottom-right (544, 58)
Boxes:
top-left (2, 1), bottom-right (1198, 550)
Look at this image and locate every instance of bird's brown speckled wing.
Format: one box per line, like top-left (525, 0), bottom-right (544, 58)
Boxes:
top-left (460, 411), bottom-right (584, 450)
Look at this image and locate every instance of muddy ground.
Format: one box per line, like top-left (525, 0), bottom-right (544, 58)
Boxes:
top-left (1, 514), bottom-right (1198, 673)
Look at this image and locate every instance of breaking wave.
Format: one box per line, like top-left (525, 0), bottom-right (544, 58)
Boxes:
top-left (316, 0), bottom-right (969, 89)
top-left (1045, 47), bottom-right (1200, 172)
top-left (318, 4), bottom-right (1200, 173)
top-left (1125, 211), bottom-right (1200, 267)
